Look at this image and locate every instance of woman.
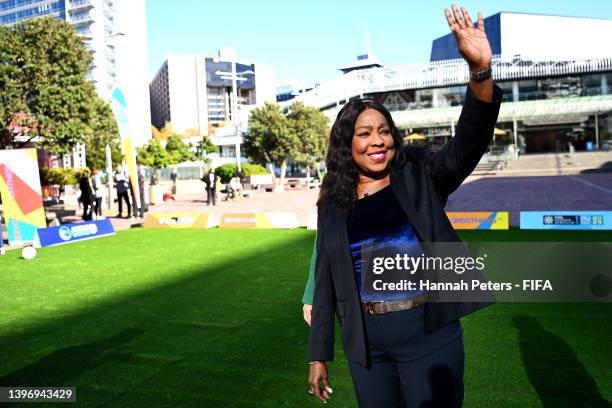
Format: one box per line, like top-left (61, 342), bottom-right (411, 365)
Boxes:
top-left (305, 5), bottom-right (502, 407)
top-left (92, 169), bottom-right (105, 219)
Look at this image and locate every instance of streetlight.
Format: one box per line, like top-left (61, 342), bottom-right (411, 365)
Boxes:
top-left (215, 59), bottom-right (254, 172)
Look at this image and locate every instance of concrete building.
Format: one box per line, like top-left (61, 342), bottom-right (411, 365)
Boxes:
top-left (0, 0), bottom-right (151, 148)
top-left (149, 49), bottom-right (276, 166)
top-left (288, 12), bottom-right (612, 154)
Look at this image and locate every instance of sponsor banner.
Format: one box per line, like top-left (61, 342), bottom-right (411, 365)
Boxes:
top-left (144, 212), bottom-right (216, 228)
top-left (446, 211), bottom-right (509, 230)
top-left (520, 211), bottom-right (612, 230)
top-left (34, 219), bottom-right (115, 248)
top-left (0, 148), bottom-right (47, 244)
top-left (220, 212), bottom-right (299, 229)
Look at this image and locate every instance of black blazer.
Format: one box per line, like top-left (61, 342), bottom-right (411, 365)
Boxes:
top-left (310, 84), bottom-right (503, 367)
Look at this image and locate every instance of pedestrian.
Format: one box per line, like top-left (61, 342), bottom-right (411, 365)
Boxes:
top-left (171, 167), bottom-right (178, 195)
top-left (114, 164), bottom-right (131, 218)
top-left (137, 164), bottom-right (148, 219)
top-left (202, 169), bottom-right (217, 205)
top-left (92, 169), bottom-right (105, 219)
top-left (0, 213), bottom-right (5, 255)
top-left (78, 170), bottom-right (94, 221)
top-left (305, 5), bottom-right (502, 406)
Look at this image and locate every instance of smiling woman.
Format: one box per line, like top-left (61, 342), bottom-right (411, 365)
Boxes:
top-left (306, 4), bottom-right (503, 407)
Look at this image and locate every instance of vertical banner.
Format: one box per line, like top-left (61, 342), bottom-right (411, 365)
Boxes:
top-left (111, 88), bottom-right (141, 209)
top-left (122, 135), bottom-right (141, 209)
top-left (0, 148), bottom-right (47, 244)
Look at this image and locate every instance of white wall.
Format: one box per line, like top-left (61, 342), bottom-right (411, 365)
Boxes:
top-left (168, 55), bottom-right (207, 133)
top-left (501, 13), bottom-right (612, 61)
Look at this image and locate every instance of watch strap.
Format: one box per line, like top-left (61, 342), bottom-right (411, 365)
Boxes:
top-left (470, 65), bottom-right (492, 82)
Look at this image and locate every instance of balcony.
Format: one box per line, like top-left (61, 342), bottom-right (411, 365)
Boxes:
top-left (70, 11), bottom-right (94, 26)
top-left (69, 0), bottom-right (94, 12)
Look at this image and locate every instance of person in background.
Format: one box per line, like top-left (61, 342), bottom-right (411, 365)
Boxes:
top-left (170, 167), bottom-right (178, 195)
top-left (229, 175), bottom-right (243, 200)
top-left (78, 170), bottom-right (94, 221)
top-left (114, 164), bottom-right (131, 218)
top-left (215, 175), bottom-right (223, 200)
top-left (0, 213), bottom-right (5, 255)
top-left (137, 164), bottom-right (148, 219)
top-left (128, 174), bottom-right (138, 221)
top-left (202, 169), bottom-right (217, 206)
top-left (91, 169), bottom-right (105, 220)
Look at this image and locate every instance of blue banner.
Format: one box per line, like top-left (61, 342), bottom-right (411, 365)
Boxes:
top-left (34, 219), bottom-right (115, 248)
top-left (520, 211), bottom-right (612, 230)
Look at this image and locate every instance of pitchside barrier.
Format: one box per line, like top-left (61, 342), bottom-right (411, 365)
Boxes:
top-left (219, 212), bottom-right (300, 229)
top-left (306, 211), bottom-right (509, 230)
top-left (520, 211), bottom-right (612, 230)
top-left (34, 219), bottom-right (115, 248)
top-left (446, 211), bottom-right (509, 230)
top-left (144, 212), bottom-right (218, 229)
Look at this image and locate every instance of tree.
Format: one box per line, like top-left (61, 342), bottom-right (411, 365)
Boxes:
top-left (242, 102), bottom-right (296, 189)
top-left (285, 102), bottom-right (329, 185)
top-left (165, 134), bottom-right (196, 163)
top-left (83, 96), bottom-right (121, 171)
top-left (196, 135), bottom-right (218, 159)
top-left (0, 17), bottom-right (95, 154)
top-left (136, 140), bottom-right (172, 170)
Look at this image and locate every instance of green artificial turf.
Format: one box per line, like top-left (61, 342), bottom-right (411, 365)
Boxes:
top-left (0, 228), bottom-right (610, 407)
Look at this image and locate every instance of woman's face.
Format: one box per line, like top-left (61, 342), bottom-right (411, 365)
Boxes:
top-left (351, 108), bottom-right (395, 177)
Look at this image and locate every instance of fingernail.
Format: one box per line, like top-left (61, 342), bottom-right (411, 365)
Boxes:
top-left (326, 386), bottom-right (333, 394)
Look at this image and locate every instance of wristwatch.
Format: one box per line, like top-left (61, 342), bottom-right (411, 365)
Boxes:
top-left (470, 65), bottom-right (492, 82)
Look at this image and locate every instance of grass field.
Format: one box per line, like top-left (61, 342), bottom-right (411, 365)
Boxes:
top-left (0, 228), bottom-right (611, 407)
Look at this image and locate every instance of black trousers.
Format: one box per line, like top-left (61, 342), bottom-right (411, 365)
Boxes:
top-left (206, 187), bottom-right (216, 205)
top-left (117, 191), bottom-right (131, 216)
top-left (347, 304), bottom-right (464, 408)
top-left (93, 197), bottom-right (103, 216)
top-left (82, 201), bottom-right (93, 221)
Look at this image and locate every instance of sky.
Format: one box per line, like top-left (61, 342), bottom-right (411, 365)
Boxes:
top-left (146, 0), bottom-right (612, 86)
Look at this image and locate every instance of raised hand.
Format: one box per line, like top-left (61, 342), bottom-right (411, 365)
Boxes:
top-left (444, 4), bottom-right (492, 71)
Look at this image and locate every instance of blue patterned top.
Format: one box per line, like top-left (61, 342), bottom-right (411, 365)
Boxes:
top-left (347, 184), bottom-right (425, 302)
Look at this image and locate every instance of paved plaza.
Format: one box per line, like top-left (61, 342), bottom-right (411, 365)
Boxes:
top-left (103, 172), bottom-right (612, 231)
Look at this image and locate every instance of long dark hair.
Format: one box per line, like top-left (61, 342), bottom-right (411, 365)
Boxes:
top-left (317, 98), bottom-right (407, 212)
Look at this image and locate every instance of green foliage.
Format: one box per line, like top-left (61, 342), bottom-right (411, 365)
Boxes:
top-left (242, 102), bottom-right (329, 179)
top-left (242, 102), bottom-right (293, 167)
top-left (137, 140), bottom-right (172, 169)
top-left (0, 17), bottom-right (95, 153)
top-left (285, 102), bottom-right (329, 167)
top-left (39, 167), bottom-right (78, 186)
top-left (214, 163), bottom-right (268, 183)
top-left (196, 135), bottom-right (218, 158)
top-left (84, 96), bottom-right (121, 170)
top-left (165, 134), bottom-right (196, 163)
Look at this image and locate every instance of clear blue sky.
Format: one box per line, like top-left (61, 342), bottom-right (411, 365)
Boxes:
top-left (146, 0), bottom-right (612, 85)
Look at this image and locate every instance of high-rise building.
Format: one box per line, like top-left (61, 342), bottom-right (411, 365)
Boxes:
top-left (149, 49), bottom-right (276, 166)
top-left (0, 0), bottom-right (151, 147)
top-left (149, 49), bottom-right (276, 135)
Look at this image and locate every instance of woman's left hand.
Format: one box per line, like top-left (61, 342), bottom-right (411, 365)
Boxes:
top-left (444, 4), bottom-right (492, 71)
top-left (303, 304), bottom-right (312, 326)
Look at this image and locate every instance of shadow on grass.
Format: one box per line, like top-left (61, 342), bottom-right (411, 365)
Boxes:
top-left (513, 315), bottom-right (611, 408)
top-left (0, 229), bottom-right (358, 407)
